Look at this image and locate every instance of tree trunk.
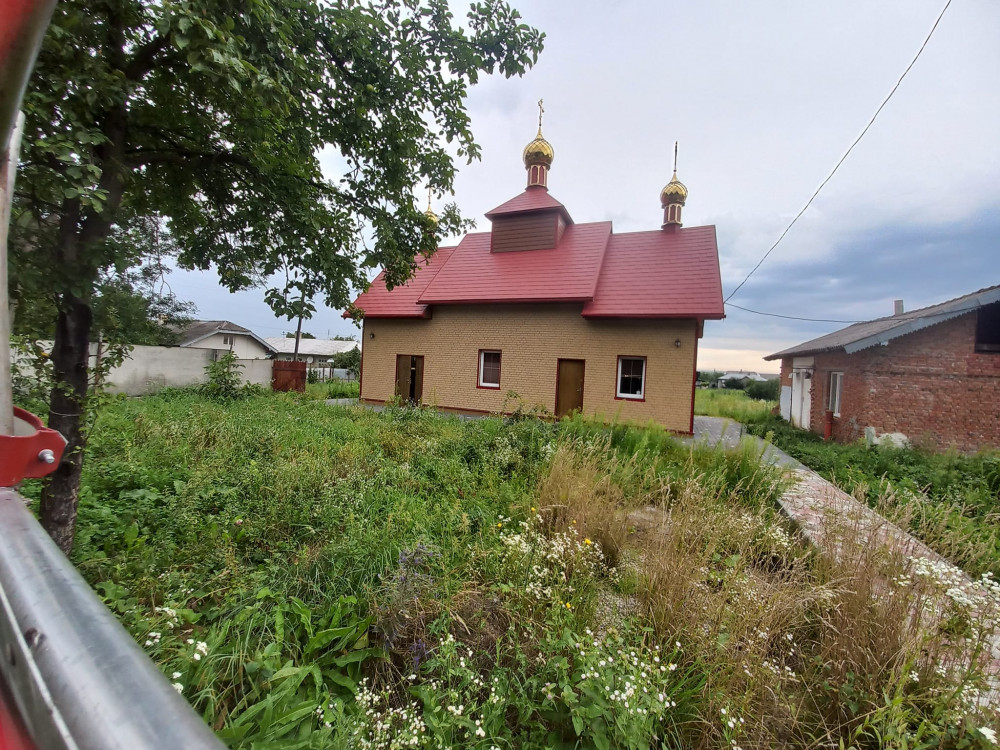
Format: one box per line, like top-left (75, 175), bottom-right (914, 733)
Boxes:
top-left (40, 292), bottom-right (92, 555)
top-left (293, 312), bottom-right (304, 361)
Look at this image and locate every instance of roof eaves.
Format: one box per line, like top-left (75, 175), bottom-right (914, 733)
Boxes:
top-left (843, 309), bottom-right (975, 354)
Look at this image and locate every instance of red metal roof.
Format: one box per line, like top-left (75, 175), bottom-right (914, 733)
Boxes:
top-left (582, 227), bottom-right (725, 319)
top-left (418, 222), bottom-right (612, 304)
top-left (344, 247), bottom-right (455, 318)
top-left (348, 191), bottom-right (723, 320)
top-left (484, 188), bottom-right (573, 223)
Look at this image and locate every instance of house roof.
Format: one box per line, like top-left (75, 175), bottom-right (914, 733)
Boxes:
top-left (719, 371), bottom-right (768, 382)
top-left (418, 222), bottom-right (613, 304)
top-left (178, 320), bottom-right (276, 352)
top-left (348, 216), bottom-right (723, 319)
top-left (349, 247), bottom-right (456, 318)
top-left (484, 188), bottom-right (573, 224)
top-left (582, 226), bottom-right (724, 318)
top-left (764, 284), bottom-right (1000, 360)
top-left (263, 338), bottom-right (359, 357)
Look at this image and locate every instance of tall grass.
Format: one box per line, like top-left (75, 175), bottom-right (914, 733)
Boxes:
top-left (64, 393), bottom-right (999, 748)
top-left (695, 388), bottom-right (777, 422)
top-left (747, 414), bottom-right (1000, 578)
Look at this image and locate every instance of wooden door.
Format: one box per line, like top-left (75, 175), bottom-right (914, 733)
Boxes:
top-left (555, 359), bottom-right (585, 417)
top-left (411, 356), bottom-right (424, 404)
top-left (395, 355), bottom-right (410, 401)
top-left (394, 355), bottom-right (424, 404)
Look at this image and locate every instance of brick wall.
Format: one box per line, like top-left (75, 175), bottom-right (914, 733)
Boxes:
top-left (803, 313), bottom-right (1000, 452)
top-left (361, 303), bottom-right (698, 433)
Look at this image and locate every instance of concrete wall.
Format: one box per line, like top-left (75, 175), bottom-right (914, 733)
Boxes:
top-left (778, 311), bottom-right (1000, 453)
top-left (101, 345), bottom-right (272, 396)
top-left (185, 332), bottom-right (270, 360)
top-left (360, 303), bottom-right (698, 433)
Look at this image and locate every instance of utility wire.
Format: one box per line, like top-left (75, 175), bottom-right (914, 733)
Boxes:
top-left (728, 300), bottom-right (987, 325)
top-left (724, 0), bottom-right (953, 304)
top-left (726, 303), bottom-right (863, 324)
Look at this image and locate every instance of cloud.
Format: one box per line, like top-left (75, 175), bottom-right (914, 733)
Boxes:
top-left (166, 0), bottom-right (1000, 356)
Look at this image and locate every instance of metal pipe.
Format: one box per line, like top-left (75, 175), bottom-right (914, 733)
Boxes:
top-left (0, 112), bottom-right (24, 436)
top-left (0, 489), bottom-right (226, 749)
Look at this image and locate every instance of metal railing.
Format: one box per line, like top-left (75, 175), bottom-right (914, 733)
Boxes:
top-left (0, 489), bottom-right (226, 750)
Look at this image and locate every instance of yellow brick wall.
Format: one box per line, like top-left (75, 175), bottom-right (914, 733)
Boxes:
top-left (361, 304), bottom-right (698, 432)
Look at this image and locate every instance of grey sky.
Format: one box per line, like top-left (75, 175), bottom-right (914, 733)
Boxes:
top-left (168, 0), bottom-right (1000, 370)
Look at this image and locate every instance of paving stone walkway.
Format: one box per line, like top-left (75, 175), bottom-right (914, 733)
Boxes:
top-left (684, 416), bottom-right (1000, 692)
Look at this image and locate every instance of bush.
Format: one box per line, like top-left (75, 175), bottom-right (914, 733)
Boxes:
top-left (198, 351), bottom-right (261, 402)
top-left (745, 378), bottom-right (779, 401)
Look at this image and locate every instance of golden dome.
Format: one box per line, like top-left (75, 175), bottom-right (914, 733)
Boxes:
top-left (523, 126), bottom-right (554, 169)
top-left (424, 189), bottom-right (438, 226)
top-left (660, 171), bottom-right (687, 207)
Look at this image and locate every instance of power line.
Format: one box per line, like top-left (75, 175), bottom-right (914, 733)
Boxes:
top-left (726, 303), bottom-right (862, 324)
top-left (724, 0), bottom-right (953, 304)
top-left (727, 300), bottom-right (987, 325)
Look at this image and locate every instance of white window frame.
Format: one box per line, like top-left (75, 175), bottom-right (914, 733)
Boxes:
top-left (478, 350), bottom-right (501, 389)
top-left (616, 356), bottom-right (646, 400)
top-left (828, 371), bottom-right (843, 417)
top-left (222, 334), bottom-right (234, 346)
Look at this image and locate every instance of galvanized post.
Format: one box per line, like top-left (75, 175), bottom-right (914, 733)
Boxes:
top-left (0, 112), bottom-right (24, 436)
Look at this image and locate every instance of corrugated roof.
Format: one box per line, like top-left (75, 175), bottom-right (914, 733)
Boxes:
top-left (484, 188), bottom-right (573, 223)
top-left (348, 187), bottom-right (723, 320)
top-left (418, 222), bottom-right (612, 304)
top-left (178, 320), bottom-right (253, 346)
top-left (582, 227), bottom-right (724, 319)
top-left (345, 247), bottom-right (456, 319)
top-left (764, 284), bottom-right (1000, 360)
top-left (178, 320), bottom-right (275, 352)
top-left (264, 338), bottom-right (359, 356)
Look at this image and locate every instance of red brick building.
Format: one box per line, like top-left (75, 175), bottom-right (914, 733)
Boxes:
top-left (764, 285), bottom-right (1000, 453)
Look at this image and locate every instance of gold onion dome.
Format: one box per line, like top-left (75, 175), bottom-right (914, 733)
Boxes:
top-left (660, 171), bottom-right (687, 207)
top-left (522, 126), bottom-right (554, 169)
top-left (424, 189), bottom-right (438, 226)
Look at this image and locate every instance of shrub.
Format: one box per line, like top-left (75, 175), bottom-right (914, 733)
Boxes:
top-left (198, 352), bottom-right (261, 402)
top-left (745, 378), bottom-right (779, 401)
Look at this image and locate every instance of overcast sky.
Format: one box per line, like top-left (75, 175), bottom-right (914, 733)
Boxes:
top-left (167, 0), bottom-right (1000, 371)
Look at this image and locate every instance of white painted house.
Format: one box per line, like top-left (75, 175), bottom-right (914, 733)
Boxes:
top-left (178, 320), bottom-right (275, 359)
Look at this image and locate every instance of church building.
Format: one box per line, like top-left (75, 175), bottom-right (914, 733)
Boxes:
top-left (347, 111), bottom-right (724, 433)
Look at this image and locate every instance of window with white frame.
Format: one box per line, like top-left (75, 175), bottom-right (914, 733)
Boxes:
top-left (478, 350), bottom-right (501, 388)
top-left (222, 334), bottom-right (234, 347)
top-left (616, 356), bottom-right (646, 399)
top-left (828, 371), bottom-right (843, 417)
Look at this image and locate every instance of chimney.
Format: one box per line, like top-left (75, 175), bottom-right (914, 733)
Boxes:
top-left (893, 299), bottom-right (904, 316)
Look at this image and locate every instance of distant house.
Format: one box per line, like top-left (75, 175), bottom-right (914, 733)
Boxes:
top-left (764, 285), bottom-right (1000, 452)
top-left (178, 320), bottom-right (275, 359)
top-left (263, 337), bottom-right (359, 364)
top-left (716, 371), bottom-right (769, 388)
top-left (346, 119), bottom-right (724, 433)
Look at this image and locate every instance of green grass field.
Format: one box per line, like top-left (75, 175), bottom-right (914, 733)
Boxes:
top-left (48, 393), bottom-right (1000, 748)
top-left (694, 388), bottom-right (776, 422)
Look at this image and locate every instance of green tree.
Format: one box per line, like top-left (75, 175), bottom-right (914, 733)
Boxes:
top-left (11, 0), bottom-right (544, 552)
top-left (13, 215), bottom-right (196, 346)
top-left (331, 346), bottom-right (361, 377)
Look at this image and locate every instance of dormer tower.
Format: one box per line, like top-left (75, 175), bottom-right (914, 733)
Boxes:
top-left (522, 99), bottom-right (554, 189)
top-left (660, 142), bottom-right (688, 229)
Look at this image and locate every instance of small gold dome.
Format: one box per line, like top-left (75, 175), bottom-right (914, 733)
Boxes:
top-left (660, 171), bottom-right (687, 207)
top-left (523, 127), bottom-right (554, 169)
top-left (424, 189), bottom-right (438, 226)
